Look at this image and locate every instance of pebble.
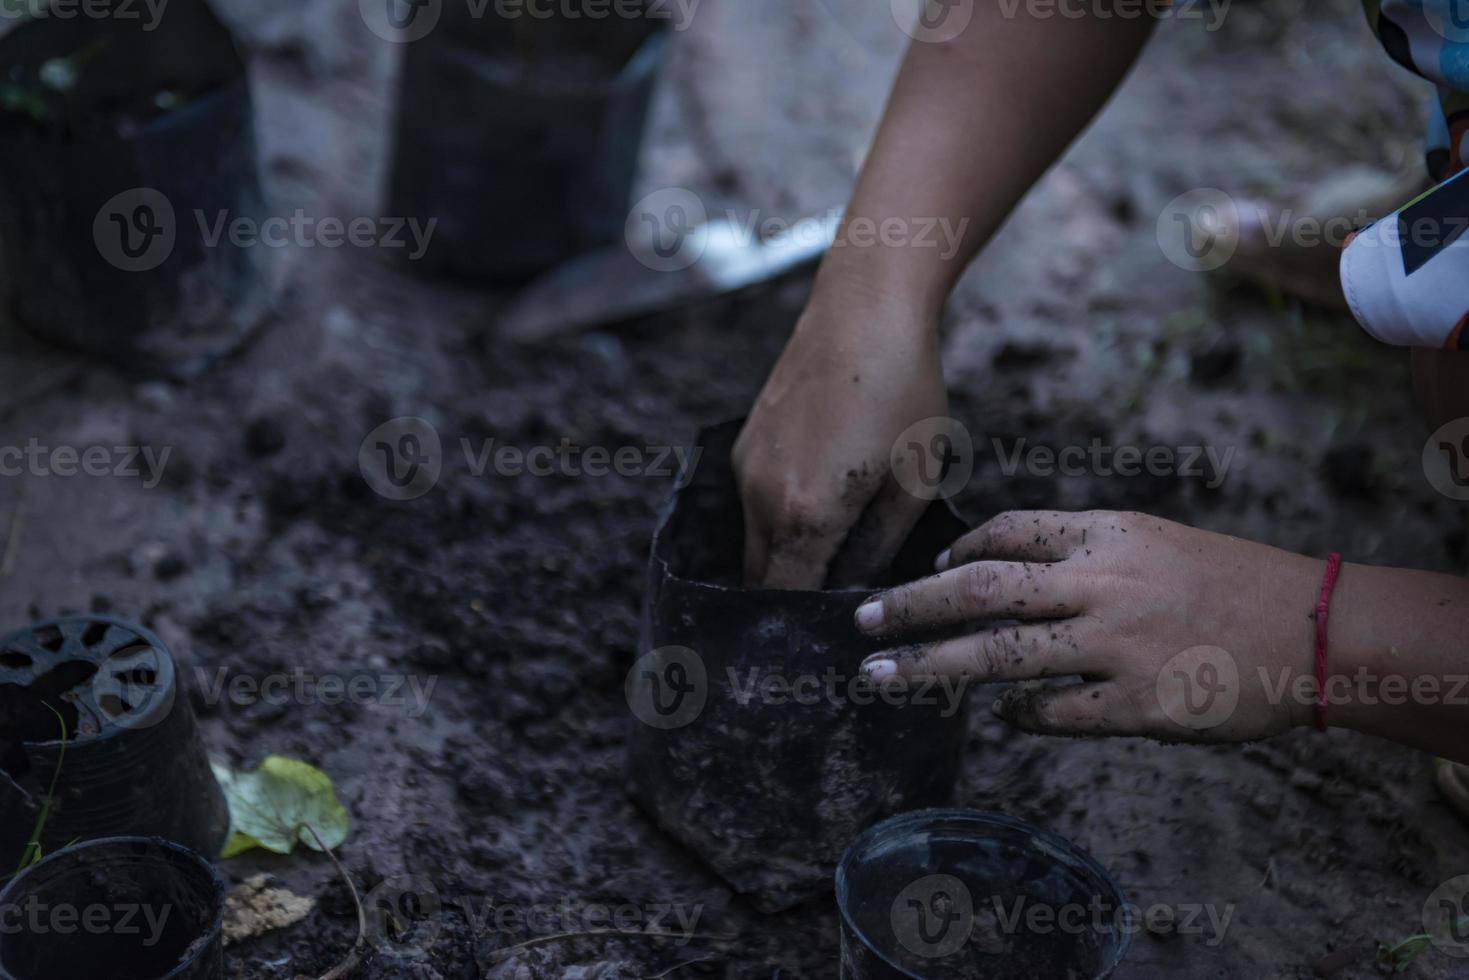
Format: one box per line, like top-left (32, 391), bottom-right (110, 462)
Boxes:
top-left (1189, 338), bottom-right (1242, 385)
top-left (244, 416), bottom-right (287, 458)
top-left (154, 552), bottom-right (189, 581)
top-left (1321, 442), bottom-right (1376, 498)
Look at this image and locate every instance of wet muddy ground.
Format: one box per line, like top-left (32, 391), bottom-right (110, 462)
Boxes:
top-left (1, 1), bottom-right (1467, 977)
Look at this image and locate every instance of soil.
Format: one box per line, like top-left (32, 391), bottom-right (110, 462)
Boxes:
top-left (0, 1), bottom-right (1467, 978)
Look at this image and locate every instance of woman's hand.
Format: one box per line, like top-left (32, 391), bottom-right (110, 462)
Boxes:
top-left (855, 510), bottom-right (1327, 742)
top-left (855, 510), bottom-right (1469, 763)
top-left (734, 291), bottom-right (946, 590)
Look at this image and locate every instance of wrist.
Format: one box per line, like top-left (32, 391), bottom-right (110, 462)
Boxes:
top-left (1257, 551), bottom-right (1332, 732)
top-left (1295, 563), bottom-right (1469, 752)
top-left (1319, 566), bottom-right (1404, 734)
top-left (809, 236), bottom-right (952, 330)
top-left (1323, 565), bottom-right (1455, 737)
top-left (1271, 554), bottom-right (1365, 733)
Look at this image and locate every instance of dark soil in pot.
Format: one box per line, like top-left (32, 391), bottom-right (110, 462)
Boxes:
top-left (0, 0), bottom-right (269, 377)
top-left (0, 836), bottom-right (224, 980)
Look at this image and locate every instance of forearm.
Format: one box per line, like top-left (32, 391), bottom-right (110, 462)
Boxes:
top-left (815, 4), bottom-right (1157, 324)
top-left (1327, 564), bottom-right (1469, 763)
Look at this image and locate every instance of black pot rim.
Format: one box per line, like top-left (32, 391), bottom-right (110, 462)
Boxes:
top-left (649, 420), bottom-right (954, 601)
top-left (650, 550), bottom-right (877, 600)
top-left (0, 834), bottom-right (225, 980)
top-left (129, 75), bottom-right (251, 138)
top-left (834, 807), bottom-right (1133, 980)
top-left (445, 26), bottom-right (670, 98)
top-left (0, 73), bottom-right (249, 142)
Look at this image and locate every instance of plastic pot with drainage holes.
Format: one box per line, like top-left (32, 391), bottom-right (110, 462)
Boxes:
top-left (836, 809), bottom-right (1131, 980)
top-left (626, 421), bottom-right (972, 914)
top-left (0, 617), bottom-right (228, 867)
top-left (0, 836), bottom-right (225, 980)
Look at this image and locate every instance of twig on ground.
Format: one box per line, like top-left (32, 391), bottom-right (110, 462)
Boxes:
top-left (643, 952), bottom-right (719, 978)
top-left (487, 928), bottom-right (740, 965)
top-left (304, 824), bottom-right (366, 980)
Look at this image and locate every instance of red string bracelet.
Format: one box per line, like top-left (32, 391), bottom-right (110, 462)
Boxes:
top-left (1313, 553), bottom-right (1343, 733)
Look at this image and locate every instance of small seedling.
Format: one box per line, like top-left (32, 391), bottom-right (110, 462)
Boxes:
top-left (0, 36), bottom-right (110, 127)
top-left (4, 702), bottom-right (69, 880)
top-left (1377, 933), bottom-right (1433, 973)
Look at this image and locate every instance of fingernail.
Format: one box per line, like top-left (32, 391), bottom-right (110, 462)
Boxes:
top-left (863, 658), bottom-right (897, 682)
top-left (935, 549), bottom-right (951, 572)
top-left (990, 697), bottom-right (1006, 716)
top-left (855, 600), bottom-right (885, 632)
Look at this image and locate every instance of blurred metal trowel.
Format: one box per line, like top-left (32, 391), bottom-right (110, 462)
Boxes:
top-left (499, 210), bottom-right (839, 342)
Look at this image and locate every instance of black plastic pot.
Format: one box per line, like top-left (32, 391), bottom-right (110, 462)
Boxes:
top-left (836, 810), bottom-right (1131, 980)
top-left (0, 617), bottom-right (228, 868)
top-left (0, 836), bottom-right (224, 980)
top-left (388, 9), bottom-right (670, 280)
top-left (626, 422), bottom-right (972, 913)
top-left (0, 0), bottom-right (269, 377)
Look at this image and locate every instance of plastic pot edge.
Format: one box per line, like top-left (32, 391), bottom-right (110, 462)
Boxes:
top-left (0, 834), bottom-right (226, 980)
top-left (834, 807), bottom-right (1134, 980)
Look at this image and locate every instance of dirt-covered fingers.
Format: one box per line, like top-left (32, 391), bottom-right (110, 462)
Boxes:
top-left (855, 560), bottom-right (1089, 636)
top-left (937, 510), bottom-right (1109, 570)
top-left (861, 620), bottom-right (1093, 683)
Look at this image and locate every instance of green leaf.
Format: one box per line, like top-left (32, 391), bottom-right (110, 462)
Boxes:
top-left (211, 756), bottom-right (349, 858)
top-left (0, 84), bottom-right (54, 123)
top-left (1377, 934), bottom-right (1433, 973)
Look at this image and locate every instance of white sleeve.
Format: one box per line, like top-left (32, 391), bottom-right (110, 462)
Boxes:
top-left (1340, 167), bottom-right (1469, 349)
